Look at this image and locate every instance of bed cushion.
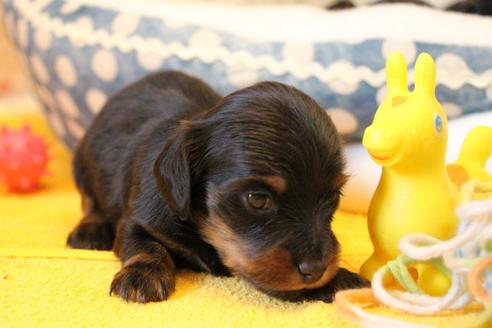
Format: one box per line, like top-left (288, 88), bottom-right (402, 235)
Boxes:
top-left (3, 0), bottom-right (492, 148)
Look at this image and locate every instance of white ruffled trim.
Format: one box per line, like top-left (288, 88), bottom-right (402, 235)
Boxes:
top-left (12, 0), bottom-right (492, 89)
top-left (60, 0), bottom-right (492, 46)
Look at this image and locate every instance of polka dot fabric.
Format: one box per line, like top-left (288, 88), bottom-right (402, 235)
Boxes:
top-left (3, 0), bottom-right (492, 149)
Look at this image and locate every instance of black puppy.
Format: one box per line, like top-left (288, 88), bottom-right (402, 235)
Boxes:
top-left (67, 71), bottom-right (368, 303)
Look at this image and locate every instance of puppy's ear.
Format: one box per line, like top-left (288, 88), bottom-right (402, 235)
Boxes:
top-left (153, 122), bottom-right (202, 220)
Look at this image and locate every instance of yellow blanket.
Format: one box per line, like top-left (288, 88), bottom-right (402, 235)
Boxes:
top-left (0, 109), bottom-right (481, 327)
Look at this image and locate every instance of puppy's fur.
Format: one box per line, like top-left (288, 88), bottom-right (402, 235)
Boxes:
top-left (68, 71), bottom-right (368, 303)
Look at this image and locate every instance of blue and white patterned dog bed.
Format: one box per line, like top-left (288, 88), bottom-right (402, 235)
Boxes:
top-left (3, 0), bottom-right (492, 148)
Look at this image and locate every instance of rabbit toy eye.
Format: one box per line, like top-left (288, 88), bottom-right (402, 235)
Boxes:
top-left (434, 114), bottom-right (443, 134)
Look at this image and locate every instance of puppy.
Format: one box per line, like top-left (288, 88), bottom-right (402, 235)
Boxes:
top-left (67, 71), bottom-right (368, 303)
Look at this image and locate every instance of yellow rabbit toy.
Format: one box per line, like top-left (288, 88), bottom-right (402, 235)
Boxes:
top-left (359, 51), bottom-right (461, 296)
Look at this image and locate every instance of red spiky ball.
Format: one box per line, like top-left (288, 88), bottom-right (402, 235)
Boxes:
top-left (0, 125), bottom-right (49, 193)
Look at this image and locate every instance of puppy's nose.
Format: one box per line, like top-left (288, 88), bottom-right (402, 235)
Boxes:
top-left (298, 260), bottom-right (325, 283)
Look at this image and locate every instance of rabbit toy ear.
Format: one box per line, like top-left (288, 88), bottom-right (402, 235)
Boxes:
top-left (414, 52), bottom-right (436, 97)
top-left (386, 51), bottom-right (408, 95)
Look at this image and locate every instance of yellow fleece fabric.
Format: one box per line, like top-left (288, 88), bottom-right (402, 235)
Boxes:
top-left (0, 109), bottom-right (482, 327)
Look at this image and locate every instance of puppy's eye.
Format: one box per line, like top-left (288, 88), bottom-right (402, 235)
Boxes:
top-left (245, 193), bottom-right (272, 210)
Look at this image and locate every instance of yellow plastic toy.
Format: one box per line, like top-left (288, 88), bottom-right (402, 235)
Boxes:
top-left (359, 51), bottom-right (492, 296)
top-left (448, 125), bottom-right (492, 187)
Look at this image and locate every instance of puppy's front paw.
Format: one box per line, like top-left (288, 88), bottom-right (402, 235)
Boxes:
top-left (331, 268), bottom-right (370, 290)
top-left (67, 219), bottom-right (114, 250)
top-left (307, 268), bottom-right (370, 303)
top-left (110, 260), bottom-right (175, 303)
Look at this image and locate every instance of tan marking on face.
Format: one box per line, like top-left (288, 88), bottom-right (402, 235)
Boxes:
top-left (197, 214), bottom-right (248, 271)
top-left (239, 245), bottom-right (340, 291)
top-left (198, 213), bottom-right (340, 291)
top-left (262, 176), bottom-right (287, 194)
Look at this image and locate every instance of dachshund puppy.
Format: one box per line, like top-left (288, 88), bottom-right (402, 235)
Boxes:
top-left (67, 71), bottom-right (368, 303)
